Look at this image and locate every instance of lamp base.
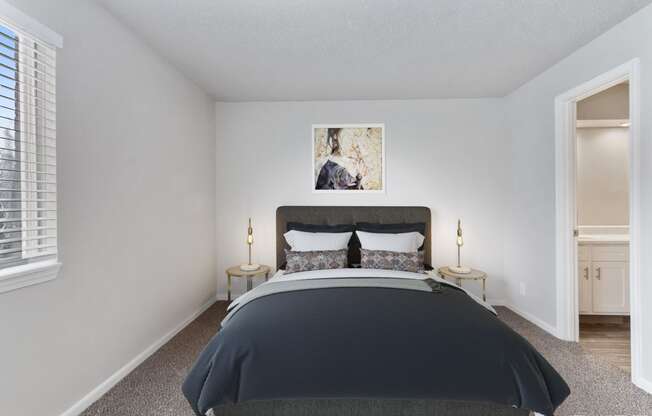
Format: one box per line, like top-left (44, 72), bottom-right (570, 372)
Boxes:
top-left (448, 265), bottom-right (471, 274)
top-left (240, 263), bottom-right (260, 272)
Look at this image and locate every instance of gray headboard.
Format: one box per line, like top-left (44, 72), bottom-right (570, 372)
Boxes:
top-left (276, 206), bottom-right (431, 269)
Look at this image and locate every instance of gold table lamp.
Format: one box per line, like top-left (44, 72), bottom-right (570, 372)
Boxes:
top-left (240, 218), bottom-right (260, 271)
top-left (449, 219), bottom-right (471, 274)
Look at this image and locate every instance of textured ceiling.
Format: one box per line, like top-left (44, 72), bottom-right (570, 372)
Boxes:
top-left (96, 0), bottom-right (652, 101)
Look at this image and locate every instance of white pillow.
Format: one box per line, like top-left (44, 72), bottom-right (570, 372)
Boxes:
top-left (356, 231), bottom-right (425, 252)
top-left (284, 230), bottom-right (353, 252)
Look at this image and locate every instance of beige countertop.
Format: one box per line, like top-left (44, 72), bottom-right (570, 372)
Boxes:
top-left (578, 234), bottom-right (630, 243)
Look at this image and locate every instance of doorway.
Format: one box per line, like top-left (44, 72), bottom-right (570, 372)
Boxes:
top-left (554, 59), bottom-right (643, 387)
top-left (575, 82), bottom-right (630, 372)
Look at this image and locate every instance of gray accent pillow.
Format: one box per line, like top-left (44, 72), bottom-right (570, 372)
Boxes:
top-left (360, 248), bottom-right (425, 273)
top-left (284, 249), bottom-right (348, 274)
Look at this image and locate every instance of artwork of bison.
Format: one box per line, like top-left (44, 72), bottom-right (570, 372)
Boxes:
top-left (313, 126), bottom-right (383, 192)
top-left (315, 160), bottom-right (363, 190)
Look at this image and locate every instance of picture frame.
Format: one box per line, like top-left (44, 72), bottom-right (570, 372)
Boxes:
top-left (312, 123), bottom-right (386, 193)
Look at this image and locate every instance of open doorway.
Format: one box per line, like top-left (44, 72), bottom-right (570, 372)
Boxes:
top-left (554, 59), bottom-right (643, 389)
top-left (575, 82), bottom-right (630, 372)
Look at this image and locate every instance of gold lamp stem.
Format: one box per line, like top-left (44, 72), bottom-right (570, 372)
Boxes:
top-left (456, 219), bottom-right (463, 267)
top-left (451, 219), bottom-right (470, 274)
top-left (240, 218), bottom-right (259, 272)
top-left (247, 218), bottom-right (253, 265)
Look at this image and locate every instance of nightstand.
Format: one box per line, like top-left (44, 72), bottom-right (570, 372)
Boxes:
top-left (226, 265), bottom-right (271, 301)
top-left (435, 266), bottom-right (487, 301)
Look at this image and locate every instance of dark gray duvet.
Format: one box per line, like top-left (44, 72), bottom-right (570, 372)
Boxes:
top-left (182, 275), bottom-right (569, 416)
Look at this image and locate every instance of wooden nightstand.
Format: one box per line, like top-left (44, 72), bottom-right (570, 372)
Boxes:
top-left (226, 265), bottom-right (271, 301)
top-left (435, 266), bottom-right (488, 301)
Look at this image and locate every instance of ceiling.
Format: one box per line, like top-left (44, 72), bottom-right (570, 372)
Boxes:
top-left (96, 0), bottom-right (652, 101)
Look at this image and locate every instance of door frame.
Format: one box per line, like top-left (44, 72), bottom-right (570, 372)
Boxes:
top-left (554, 59), bottom-right (642, 386)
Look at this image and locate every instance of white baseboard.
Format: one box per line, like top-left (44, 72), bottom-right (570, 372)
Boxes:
top-left (633, 374), bottom-right (652, 395)
top-left (503, 303), bottom-right (558, 338)
top-left (59, 297), bottom-right (216, 416)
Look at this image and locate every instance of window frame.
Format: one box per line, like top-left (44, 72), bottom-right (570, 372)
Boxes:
top-left (0, 1), bottom-right (62, 294)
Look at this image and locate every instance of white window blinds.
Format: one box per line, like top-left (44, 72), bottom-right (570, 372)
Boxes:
top-left (0, 20), bottom-right (57, 268)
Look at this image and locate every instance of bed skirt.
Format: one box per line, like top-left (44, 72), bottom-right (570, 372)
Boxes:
top-left (208, 399), bottom-right (532, 416)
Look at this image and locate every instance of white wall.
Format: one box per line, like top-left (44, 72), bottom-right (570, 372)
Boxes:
top-left (0, 1), bottom-right (216, 415)
top-left (577, 127), bottom-right (630, 226)
top-left (215, 99), bottom-right (509, 301)
top-left (505, 2), bottom-right (652, 384)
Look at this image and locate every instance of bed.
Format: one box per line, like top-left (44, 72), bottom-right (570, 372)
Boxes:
top-left (183, 206), bottom-right (569, 416)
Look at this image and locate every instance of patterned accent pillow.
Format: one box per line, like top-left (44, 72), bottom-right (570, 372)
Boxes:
top-left (284, 249), bottom-right (348, 274)
top-left (360, 248), bottom-right (425, 273)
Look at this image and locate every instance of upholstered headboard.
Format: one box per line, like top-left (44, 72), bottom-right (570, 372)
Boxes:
top-left (276, 206), bottom-right (431, 269)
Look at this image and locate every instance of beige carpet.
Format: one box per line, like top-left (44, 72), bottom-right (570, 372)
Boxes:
top-left (80, 303), bottom-right (652, 416)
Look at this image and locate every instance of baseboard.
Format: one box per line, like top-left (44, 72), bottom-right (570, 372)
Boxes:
top-left (59, 297), bottom-right (216, 416)
top-left (503, 303), bottom-right (558, 338)
top-left (633, 374), bottom-right (652, 395)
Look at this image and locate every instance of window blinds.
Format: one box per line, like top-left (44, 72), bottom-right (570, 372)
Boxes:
top-left (0, 20), bottom-right (57, 267)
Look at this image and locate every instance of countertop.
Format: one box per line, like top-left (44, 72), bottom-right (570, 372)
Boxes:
top-left (578, 234), bottom-right (630, 243)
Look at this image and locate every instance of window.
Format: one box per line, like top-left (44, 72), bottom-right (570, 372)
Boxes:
top-left (0, 12), bottom-right (60, 293)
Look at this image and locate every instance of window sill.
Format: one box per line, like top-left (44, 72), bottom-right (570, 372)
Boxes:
top-left (0, 260), bottom-right (62, 294)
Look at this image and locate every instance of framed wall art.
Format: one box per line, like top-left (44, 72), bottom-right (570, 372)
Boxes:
top-left (312, 124), bottom-right (385, 193)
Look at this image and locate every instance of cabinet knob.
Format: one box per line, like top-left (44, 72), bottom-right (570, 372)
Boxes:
top-left (595, 267), bottom-right (601, 280)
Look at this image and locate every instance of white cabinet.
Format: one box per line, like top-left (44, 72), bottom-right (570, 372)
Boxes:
top-left (578, 242), bottom-right (629, 315)
top-left (592, 261), bottom-right (629, 313)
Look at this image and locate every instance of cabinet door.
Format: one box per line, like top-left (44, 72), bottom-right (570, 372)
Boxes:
top-left (578, 261), bottom-right (592, 314)
top-left (592, 261), bottom-right (629, 314)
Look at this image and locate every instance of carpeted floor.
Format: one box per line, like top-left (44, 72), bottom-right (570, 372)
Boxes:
top-left (80, 303), bottom-right (651, 416)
